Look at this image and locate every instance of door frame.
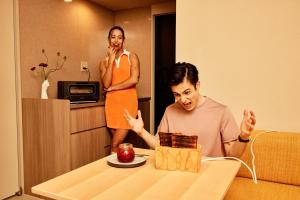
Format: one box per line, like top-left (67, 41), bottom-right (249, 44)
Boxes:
top-left (150, 2), bottom-right (176, 135)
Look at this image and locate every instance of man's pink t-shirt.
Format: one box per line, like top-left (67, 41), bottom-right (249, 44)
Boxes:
top-left (157, 97), bottom-right (240, 157)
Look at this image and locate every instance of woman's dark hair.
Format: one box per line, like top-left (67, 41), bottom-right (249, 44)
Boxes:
top-left (108, 26), bottom-right (125, 39)
top-left (168, 62), bottom-right (199, 88)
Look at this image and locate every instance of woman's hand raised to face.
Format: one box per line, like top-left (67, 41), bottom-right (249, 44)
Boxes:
top-left (107, 46), bottom-right (116, 64)
top-left (124, 110), bottom-right (144, 135)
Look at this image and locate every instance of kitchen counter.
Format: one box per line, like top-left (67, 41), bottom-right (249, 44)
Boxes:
top-left (70, 97), bottom-right (150, 109)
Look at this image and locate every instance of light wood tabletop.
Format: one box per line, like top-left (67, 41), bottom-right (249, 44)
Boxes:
top-left (32, 148), bottom-right (241, 200)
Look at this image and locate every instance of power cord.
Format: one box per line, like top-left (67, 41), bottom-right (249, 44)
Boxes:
top-left (201, 131), bottom-right (275, 184)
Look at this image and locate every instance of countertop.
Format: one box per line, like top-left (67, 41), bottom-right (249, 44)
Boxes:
top-left (70, 97), bottom-right (150, 109)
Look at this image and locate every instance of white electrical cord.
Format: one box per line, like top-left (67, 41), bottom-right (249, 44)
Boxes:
top-left (202, 156), bottom-right (258, 184)
top-left (201, 131), bottom-right (275, 184)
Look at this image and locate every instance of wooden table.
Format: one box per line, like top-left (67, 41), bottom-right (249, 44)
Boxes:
top-left (32, 148), bottom-right (241, 200)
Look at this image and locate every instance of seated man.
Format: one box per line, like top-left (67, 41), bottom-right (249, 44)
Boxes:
top-left (124, 62), bottom-right (256, 157)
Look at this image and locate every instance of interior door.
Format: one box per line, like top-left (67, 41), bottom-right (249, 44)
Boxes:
top-left (0, 0), bottom-right (20, 198)
top-left (154, 14), bottom-right (176, 133)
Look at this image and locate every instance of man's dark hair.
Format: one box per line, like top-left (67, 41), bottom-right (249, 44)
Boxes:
top-left (168, 62), bottom-right (199, 88)
top-left (108, 26), bottom-right (125, 39)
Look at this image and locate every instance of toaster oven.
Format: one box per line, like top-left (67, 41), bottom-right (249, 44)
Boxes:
top-left (57, 81), bottom-right (100, 103)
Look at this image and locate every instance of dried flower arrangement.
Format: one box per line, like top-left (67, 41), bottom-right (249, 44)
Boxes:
top-left (30, 49), bottom-right (67, 80)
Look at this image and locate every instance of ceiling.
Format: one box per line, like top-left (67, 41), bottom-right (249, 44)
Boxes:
top-left (89, 0), bottom-right (174, 11)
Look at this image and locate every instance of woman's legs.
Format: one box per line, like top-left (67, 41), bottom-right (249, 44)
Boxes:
top-left (110, 129), bottom-right (129, 153)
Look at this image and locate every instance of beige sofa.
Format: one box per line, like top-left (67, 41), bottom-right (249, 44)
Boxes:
top-left (225, 130), bottom-right (300, 199)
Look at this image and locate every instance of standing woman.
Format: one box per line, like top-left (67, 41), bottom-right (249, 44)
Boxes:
top-left (100, 26), bottom-right (140, 152)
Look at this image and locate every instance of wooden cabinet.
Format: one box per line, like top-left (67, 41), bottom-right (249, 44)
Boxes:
top-left (22, 99), bottom-right (110, 195)
top-left (70, 105), bottom-right (110, 169)
top-left (71, 128), bottom-right (110, 169)
top-left (70, 106), bottom-right (106, 133)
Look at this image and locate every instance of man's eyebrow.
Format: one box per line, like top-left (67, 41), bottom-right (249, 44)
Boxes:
top-left (183, 88), bottom-right (190, 93)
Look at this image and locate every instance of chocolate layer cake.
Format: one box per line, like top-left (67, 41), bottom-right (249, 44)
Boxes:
top-left (172, 134), bottom-right (198, 148)
top-left (158, 132), bottom-right (198, 148)
top-left (158, 132), bottom-right (172, 147)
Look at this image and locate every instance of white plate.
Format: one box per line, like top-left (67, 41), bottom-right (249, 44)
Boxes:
top-left (107, 154), bottom-right (147, 168)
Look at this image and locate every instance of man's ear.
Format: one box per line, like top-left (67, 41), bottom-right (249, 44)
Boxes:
top-left (196, 81), bottom-right (200, 90)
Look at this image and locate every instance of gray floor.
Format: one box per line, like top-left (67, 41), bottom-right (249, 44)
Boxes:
top-left (6, 194), bottom-right (41, 200)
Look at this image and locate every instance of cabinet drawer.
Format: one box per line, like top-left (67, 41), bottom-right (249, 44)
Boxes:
top-left (71, 128), bottom-right (111, 169)
top-left (70, 106), bottom-right (106, 133)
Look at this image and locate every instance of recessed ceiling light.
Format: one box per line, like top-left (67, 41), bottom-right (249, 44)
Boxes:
top-left (64, 0), bottom-right (72, 2)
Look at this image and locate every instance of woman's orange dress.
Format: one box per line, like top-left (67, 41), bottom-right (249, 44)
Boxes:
top-left (105, 50), bottom-right (138, 129)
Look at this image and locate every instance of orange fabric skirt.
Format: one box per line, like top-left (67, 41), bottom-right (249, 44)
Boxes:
top-left (105, 87), bottom-right (138, 129)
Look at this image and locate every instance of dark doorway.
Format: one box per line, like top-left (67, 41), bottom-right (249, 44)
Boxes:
top-left (154, 14), bottom-right (176, 133)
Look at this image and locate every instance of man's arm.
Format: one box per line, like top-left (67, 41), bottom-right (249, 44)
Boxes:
top-left (124, 110), bottom-right (157, 149)
top-left (224, 140), bottom-right (247, 157)
top-left (224, 110), bottom-right (256, 157)
top-left (137, 128), bottom-right (157, 149)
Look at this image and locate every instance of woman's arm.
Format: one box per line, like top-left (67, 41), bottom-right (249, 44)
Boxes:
top-left (100, 47), bottom-right (116, 89)
top-left (106, 52), bottom-right (140, 91)
top-left (99, 60), bottom-right (111, 89)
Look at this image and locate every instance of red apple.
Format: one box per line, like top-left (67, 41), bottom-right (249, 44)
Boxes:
top-left (117, 143), bottom-right (135, 163)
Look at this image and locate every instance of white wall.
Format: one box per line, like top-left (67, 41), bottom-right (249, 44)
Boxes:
top-left (176, 0), bottom-right (300, 132)
top-left (0, 0), bottom-right (20, 198)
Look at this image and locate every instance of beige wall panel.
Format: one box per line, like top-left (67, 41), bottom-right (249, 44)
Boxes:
top-left (151, 1), bottom-right (176, 15)
top-left (0, 0), bottom-right (20, 198)
top-left (19, 0), bottom-right (114, 98)
top-left (177, 0), bottom-right (300, 131)
top-left (114, 7), bottom-right (152, 98)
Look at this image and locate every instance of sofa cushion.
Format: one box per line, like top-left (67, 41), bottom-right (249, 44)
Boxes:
top-left (224, 177), bottom-right (300, 200)
top-left (237, 130), bottom-right (300, 185)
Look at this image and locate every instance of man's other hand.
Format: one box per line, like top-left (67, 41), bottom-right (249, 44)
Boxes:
top-left (240, 110), bottom-right (256, 139)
